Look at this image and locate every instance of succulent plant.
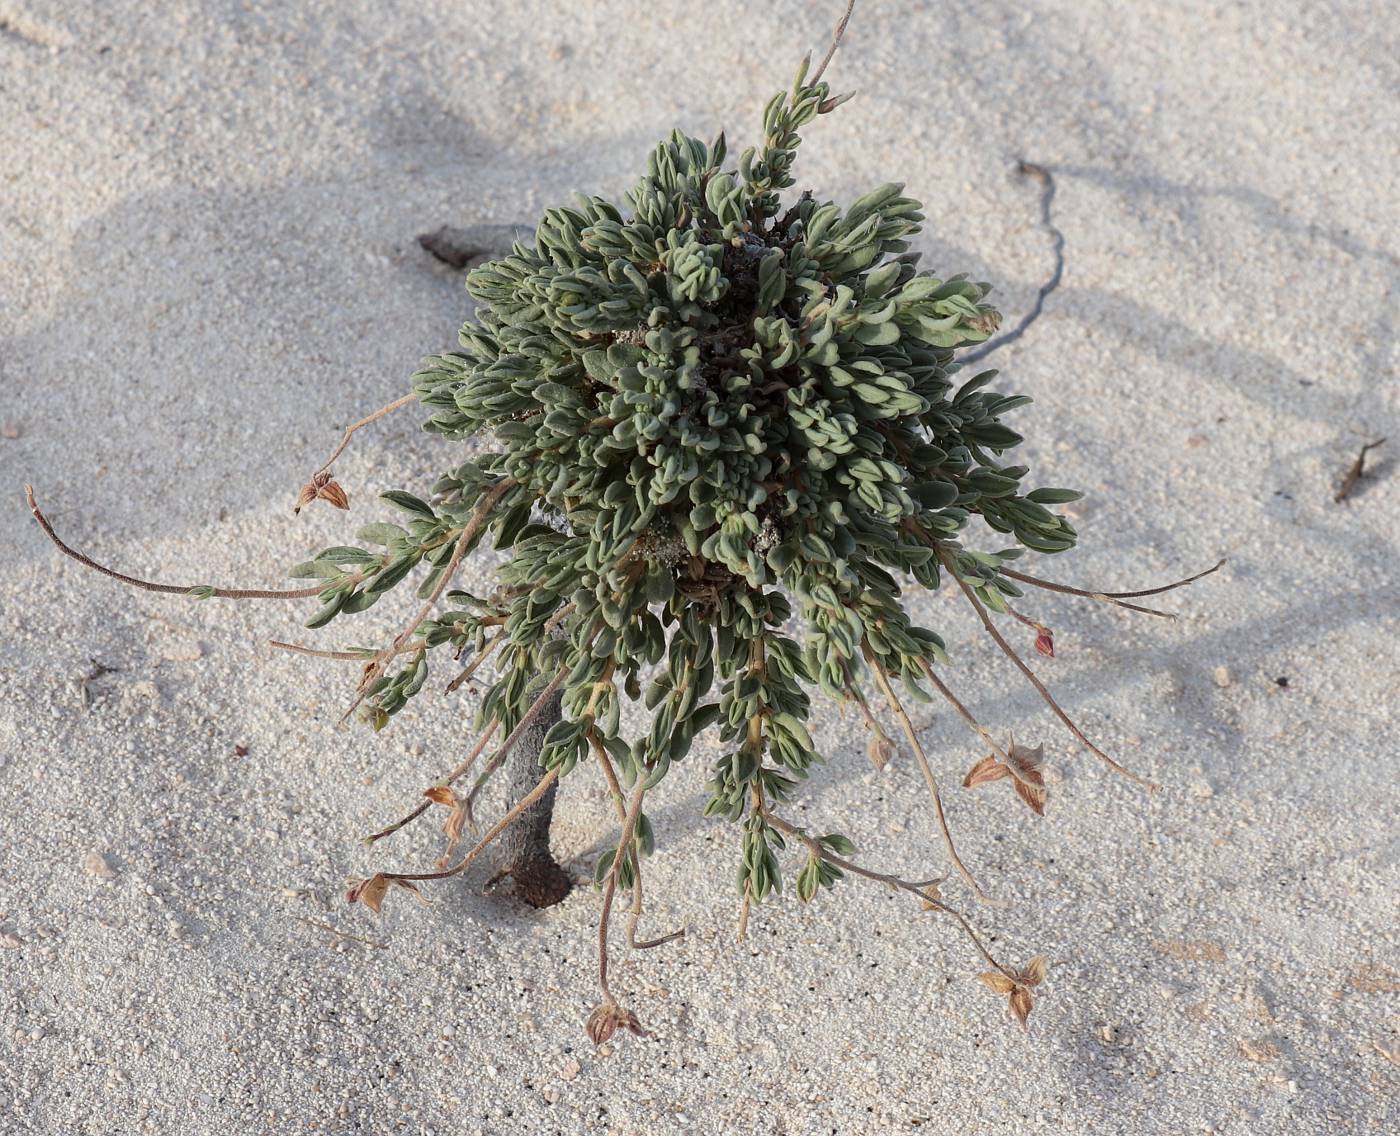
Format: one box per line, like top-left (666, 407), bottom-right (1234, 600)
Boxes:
top-left (29, 6), bottom-right (1218, 1036)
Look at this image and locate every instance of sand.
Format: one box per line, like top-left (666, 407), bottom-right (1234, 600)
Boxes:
top-left (2, 1), bottom-right (1397, 1132)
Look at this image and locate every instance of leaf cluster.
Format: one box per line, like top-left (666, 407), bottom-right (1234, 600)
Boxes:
top-left (296, 65), bottom-right (1081, 915)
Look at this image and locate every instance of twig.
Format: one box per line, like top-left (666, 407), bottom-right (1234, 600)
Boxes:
top-left (379, 766), bottom-right (560, 884)
top-left (300, 391), bottom-right (416, 501)
top-left (445, 632), bottom-right (503, 693)
top-left (463, 662), bottom-right (574, 819)
top-left (839, 661), bottom-right (894, 768)
top-left (762, 810), bottom-right (1013, 979)
top-left (588, 731), bottom-right (685, 952)
top-left (293, 915), bottom-right (388, 950)
top-left (809, 0), bottom-right (856, 84)
top-left (863, 645), bottom-right (996, 903)
top-left (597, 778), bottom-right (647, 1005)
top-left (914, 658), bottom-right (1014, 765)
top-left (268, 640), bottom-right (368, 661)
top-left (961, 161), bottom-right (1063, 364)
top-left (998, 558), bottom-right (1224, 618)
top-left (364, 717), bottom-right (502, 845)
top-left (1334, 437), bottom-right (1386, 504)
top-left (25, 486), bottom-right (365, 600)
top-left (938, 547), bottom-right (1159, 790)
top-left (417, 224), bottom-right (535, 270)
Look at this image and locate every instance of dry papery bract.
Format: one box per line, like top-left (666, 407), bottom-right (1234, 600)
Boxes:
top-left (28, 1), bottom-right (1220, 1040)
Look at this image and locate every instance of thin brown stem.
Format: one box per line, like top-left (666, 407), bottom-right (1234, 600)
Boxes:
top-left (863, 644), bottom-right (995, 903)
top-left (938, 547), bottom-right (1159, 790)
top-left (588, 730), bottom-right (684, 952)
top-left (304, 391), bottom-right (416, 489)
top-left (762, 810), bottom-right (1013, 979)
top-left (268, 641), bottom-right (368, 661)
top-left (809, 0), bottom-right (856, 84)
top-left (445, 631), bottom-right (503, 694)
top-left (363, 717), bottom-right (502, 845)
top-left (838, 661), bottom-right (894, 768)
top-left (293, 915), bottom-right (388, 950)
top-left (379, 765), bottom-right (559, 883)
top-left (998, 558), bottom-right (1225, 618)
top-left (464, 663), bottom-right (572, 816)
top-left (25, 485), bottom-right (365, 600)
top-left (914, 657), bottom-right (1013, 764)
top-left (270, 639), bottom-right (424, 664)
top-left (597, 777), bottom-right (647, 1005)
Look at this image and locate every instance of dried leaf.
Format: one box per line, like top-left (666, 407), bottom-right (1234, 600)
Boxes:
top-left (443, 800), bottom-right (470, 850)
top-left (866, 732), bottom-right (895, 770)
top-left (346, 873), bottom-right (426, 914)
top-left (1012, 775), bottom-right (1046, 816)
top-left (347, 874), bottom-right (389, 914)
top-left (1018, 955), bottom-right (1047, 987)
top-left (317, 478), bottom-right (349, 510)
top-left (585, 1005), bottom-right (617, 1046)
top-left (963, 754), bottom-right (1009, 788)
top-left (1007, 741), bottom-right (1045, 777)
top-left (423, 786), bottom-right (456, 807)
top-left (390, 877), bottom-right (429, 906)
top-left (919, 882), bottom-right (943, 910)
top-left (966, 742), bottom-right (1048, 815)
top-left (1009, 984), bottom-right (1034, 1028)
top-left (978, 971), bottom-right (1016, 995)
top-left (82, 851), bottom-right (117, 880)
top-left (293, 482), bottom-right (318, 514)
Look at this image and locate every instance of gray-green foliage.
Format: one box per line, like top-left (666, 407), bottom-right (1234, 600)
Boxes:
top-left (291, 63), bottom-right (1080, 906)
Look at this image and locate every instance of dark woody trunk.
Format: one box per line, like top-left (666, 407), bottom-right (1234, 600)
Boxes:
top-left (423, 226), bottom-right (572, 907)
top-left (491, 687), bottom-right (572, 907)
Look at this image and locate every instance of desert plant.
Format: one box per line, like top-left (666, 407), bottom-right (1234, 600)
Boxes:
top-left (27, 3), bottom-right (1219, 1038)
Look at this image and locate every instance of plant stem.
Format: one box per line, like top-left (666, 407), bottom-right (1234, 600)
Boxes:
top-left (938, 546), bottom-right (1159, 790)
top-left (363, 717), bottom-right (503, 845)
top-left (341, 479), bottom-right (515, 723)
top-left (597, 777), bottom-right (647, 1004)
top-left (998, 558), bottom-right (1225, 618)
top-left (25, 486), bottom-right (366, 600)
top-left (862, 644), bottom-right (994, 903)
top-left (304, 391), bottom-right (417, 490)
top-left (761, 810), bottom-right (1014, 979)
top-left (379, 766), bottom-right (560, 884)
top-left (913, 657), bottom-right (1014, 764)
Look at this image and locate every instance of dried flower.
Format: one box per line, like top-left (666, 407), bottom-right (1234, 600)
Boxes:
top-left (294, 472), bottom-right (349, 514)
top-left (585, 1002), bottom-right (649, 1046)
top-left (963, 742), bottom-right (1048, 815)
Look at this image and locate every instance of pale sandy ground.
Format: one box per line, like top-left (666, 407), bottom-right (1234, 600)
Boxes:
top-left (2, 1), bottom-right (1397, 1133)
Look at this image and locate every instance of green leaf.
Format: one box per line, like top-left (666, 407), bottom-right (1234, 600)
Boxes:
top-left (1026, 487), bottom-right (1083, 504)
top-left (357, 522), bottom-right (408, 547)
top-left (380, 490), bottom-right (436, 518)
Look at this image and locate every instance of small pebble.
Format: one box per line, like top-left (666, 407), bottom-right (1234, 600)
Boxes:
top-left (83, 851), bottom-right (117, 880)
top-left (1212, 666), bottom-right (1232, 688)
top-left (560, 1057), bottom-right (581, 1081)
